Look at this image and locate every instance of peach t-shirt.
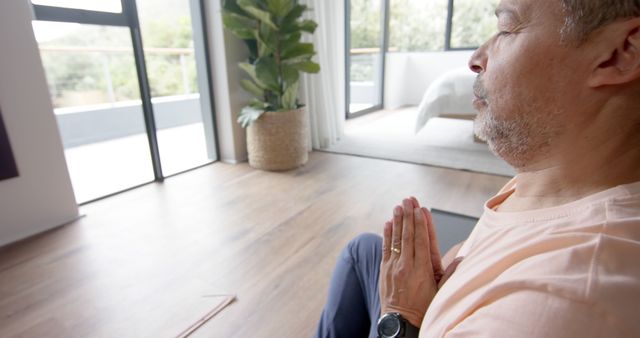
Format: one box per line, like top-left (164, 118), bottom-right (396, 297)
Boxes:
top-left (420, 178), bottom-right (640, 337)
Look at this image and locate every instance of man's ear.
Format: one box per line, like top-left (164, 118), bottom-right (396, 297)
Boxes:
top-left (588, 18), bottom-right (640, 88)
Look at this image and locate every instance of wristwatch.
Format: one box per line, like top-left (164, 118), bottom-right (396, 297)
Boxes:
top-left (377, 312), bottom-right (420, 338)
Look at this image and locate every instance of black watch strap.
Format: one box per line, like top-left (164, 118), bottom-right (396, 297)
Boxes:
top-left (378, 313), bottom-right (421, 338)
top-left (404, 321), bottom-right (420, 338)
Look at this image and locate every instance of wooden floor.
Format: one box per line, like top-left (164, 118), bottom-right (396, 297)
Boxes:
top-left (0, 152), bottom-right (509, 338)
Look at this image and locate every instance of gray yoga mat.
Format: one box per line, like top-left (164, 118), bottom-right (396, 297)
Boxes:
top-left (431, 209), bottom-right (479, 254)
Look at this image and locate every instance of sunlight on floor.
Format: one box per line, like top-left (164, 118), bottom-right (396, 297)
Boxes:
top-left (64, 123), bottom-right (211, 203)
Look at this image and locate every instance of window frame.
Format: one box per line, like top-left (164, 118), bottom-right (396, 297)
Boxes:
top-left (445, 0), bottom-right (495, 51)
top-left (345, 0), bottom-right (390, 119)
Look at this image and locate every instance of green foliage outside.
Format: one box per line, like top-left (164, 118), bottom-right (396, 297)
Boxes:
top-left (141, 16), bottom-right (198, 97)
top-left (351, 0), bottom-right (498, 52)
top-left (350, 56), bottom-right (376, 82)
top-left (349, 0), bottom-right (381, 49)
top-left (39, 14), bottom-right (197, 109)
top-left (451, 0), bottom-right (499, 48)
top-left (388, 0), bottom-right (448, 51)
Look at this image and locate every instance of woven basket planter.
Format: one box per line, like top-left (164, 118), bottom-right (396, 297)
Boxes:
top-left (247, 108), bottom-right (309, 171)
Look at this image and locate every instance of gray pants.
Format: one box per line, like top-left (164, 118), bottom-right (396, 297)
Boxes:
top-left (314, 233), bottom-right (382, 338)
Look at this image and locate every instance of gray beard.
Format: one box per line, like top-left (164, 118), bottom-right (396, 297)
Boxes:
top-left (474, 106), bottom-right (562, 170)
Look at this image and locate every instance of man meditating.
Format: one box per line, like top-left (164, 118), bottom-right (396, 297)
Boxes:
top-left (315, 0), bottom-right (640, 337)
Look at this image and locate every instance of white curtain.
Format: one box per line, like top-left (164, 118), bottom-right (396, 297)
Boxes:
top-left (300, 0), bottom-right (345, 150)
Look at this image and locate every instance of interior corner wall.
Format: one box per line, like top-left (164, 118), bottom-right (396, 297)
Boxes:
top-left (0, 1), bottom-right (79, 247)
top-left (384, 51), bottom-right (475, 109)
top-left (204, 0), bottom-right (250, 164)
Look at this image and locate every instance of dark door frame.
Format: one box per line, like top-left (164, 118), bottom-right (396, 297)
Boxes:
top-left (345, 0), bottom-right (390, 119)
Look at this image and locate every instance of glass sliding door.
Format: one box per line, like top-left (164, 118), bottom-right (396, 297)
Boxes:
top-left (347, 0), bottom-right (388, 117)
top-left (32, 21), bottom-right (155, 203)
top-left (31, 0), bottom-right (217, 203)
top-left (137, 0), bottom-right (217, 176)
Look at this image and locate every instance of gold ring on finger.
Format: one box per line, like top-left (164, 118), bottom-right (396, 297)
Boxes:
top-left (391, 247), bottom-right (401, 254)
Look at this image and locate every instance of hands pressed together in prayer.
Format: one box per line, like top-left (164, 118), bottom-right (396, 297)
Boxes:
top-left (379, 197), bottom-right (464, 328)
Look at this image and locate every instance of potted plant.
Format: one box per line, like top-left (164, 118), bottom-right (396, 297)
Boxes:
top-left (222, 0), bottom-right (320, 171)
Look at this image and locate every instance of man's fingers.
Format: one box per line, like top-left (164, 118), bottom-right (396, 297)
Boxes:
top-left (438, 257), bottom-right (464, 289)
top-left (423, 207), bottom-right (444, 277)
top-left (401, 199), bottom-right (415, 261)
top-left (414, 206), bottom-right (430, 270)
top-left (382, 220), bottom-right (392, 262)
top-left (391, 206), bottom-right (403, 257)
top-left (410, 196), bottom-right (420, 209)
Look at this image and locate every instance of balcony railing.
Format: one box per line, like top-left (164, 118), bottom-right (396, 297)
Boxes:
top-left (39, 46), bottom-right (196, 108)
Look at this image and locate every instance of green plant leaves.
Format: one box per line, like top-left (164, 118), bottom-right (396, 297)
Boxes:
top-left (282, 64), bottom-right (299, 88)
top-left (280, 4), bottom-right (307, 33)
top-left (290, 60), bottom-right (320, 73)
top-left (254, 57), bottom-right (280, 92)
top-left (267, 0), bottom-right (294, 19)
top-left (222, 12), bottom-right (256, 40)
top-left (238, 105), bottom-right (266, 128)
top-left (281, 31), bottom-right (301, 47)
top-left (298, 20), bottom-right (318, 33)
top-left (222, 0), bottom-right (246, 15)
top-left (222, 0), bottom-right (320, 127)
top-left (283, 4), bottom-right (307, 23)
top-left (240, 79), bottom-right (264, 98)
top-left (281, 42), bottom-right (315, 61)
top-left (237, 0), bottom-right (278, 30)
top-left (257, 22), bottom-right (277, 56)
top-left (238, 62), bottom-right (265, 88)
top-left (281, 79), bottom-right (299, 110)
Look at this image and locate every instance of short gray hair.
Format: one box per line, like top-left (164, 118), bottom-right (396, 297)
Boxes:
top-left (560, 0), bottom-right (640, 44)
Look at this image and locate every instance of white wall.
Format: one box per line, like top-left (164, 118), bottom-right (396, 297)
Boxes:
top-left (384, 51), bottom-right (475, 109)
top-left (0, 1), bottom-right (79, 247)
top-left (204, 0), bottom-right (250, 163)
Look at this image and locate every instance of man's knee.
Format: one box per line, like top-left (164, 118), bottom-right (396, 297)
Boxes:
top-left (344, 233), bottom-right (382, 264)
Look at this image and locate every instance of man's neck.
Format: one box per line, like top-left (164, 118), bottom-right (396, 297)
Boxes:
top-left (497, 118), bottom-right (640, 212)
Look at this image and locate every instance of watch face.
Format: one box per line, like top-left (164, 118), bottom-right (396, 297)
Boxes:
top-left (379, 314), bottom-right (401, 337)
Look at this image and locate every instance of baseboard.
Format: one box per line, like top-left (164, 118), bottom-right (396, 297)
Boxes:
top-left (0, 213), bottom-right (85, 249)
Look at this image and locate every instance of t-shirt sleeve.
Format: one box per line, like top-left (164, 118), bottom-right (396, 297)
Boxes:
top-left (442, 290), bottom-right (624, 338)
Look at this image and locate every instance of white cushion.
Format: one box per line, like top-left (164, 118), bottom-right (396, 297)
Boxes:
top-left (415, 68), bottom-right (477, 133)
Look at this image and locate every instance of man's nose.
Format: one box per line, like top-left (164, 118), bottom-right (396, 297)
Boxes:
top-left (468, 43), bottom-right (488, 74)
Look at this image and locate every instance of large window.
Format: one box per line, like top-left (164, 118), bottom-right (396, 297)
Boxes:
top-left (32, 0), bottom-right (218, 203)
top-left (388, 0), bottom-right (498, 52)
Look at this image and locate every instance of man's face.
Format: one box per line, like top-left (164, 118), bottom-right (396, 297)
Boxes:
top-left (469, 0), bottom-right (587, 170)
